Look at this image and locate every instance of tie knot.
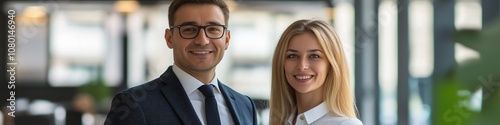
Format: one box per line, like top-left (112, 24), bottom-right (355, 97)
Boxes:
top-left (198, 84), bottom-right (215, 98)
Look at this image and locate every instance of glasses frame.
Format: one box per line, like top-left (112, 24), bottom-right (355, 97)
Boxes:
top-left (170, 24), bottom-right (228, 39)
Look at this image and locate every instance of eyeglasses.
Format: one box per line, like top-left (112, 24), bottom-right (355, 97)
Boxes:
top-left (170, 24), bottom-right (227, 39)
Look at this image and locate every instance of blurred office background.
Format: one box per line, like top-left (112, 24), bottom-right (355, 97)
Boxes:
top-left (0, 0), bottom-right (498, 125)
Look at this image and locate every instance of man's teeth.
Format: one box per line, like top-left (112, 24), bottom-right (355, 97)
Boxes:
top-left (192, 51), bottom-right (210, 54)
top-left (295, 75), bottom-right (312, 80)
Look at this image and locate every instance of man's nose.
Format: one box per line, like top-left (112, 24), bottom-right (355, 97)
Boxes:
top-left (194, 29), bottom-right (210, 45)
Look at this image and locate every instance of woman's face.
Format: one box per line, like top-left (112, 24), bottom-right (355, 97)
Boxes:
top-left (284, 32), bottom-right (330, 94)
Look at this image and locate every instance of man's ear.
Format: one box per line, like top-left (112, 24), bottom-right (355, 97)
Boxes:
top-left (165, 28), bottom-right (173, 49)
top-left (225, 30), bottom-right (230, 50)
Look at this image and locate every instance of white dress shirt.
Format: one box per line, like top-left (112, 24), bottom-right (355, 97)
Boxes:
top-left (173, 65), bottom-right (235, 125)
top-left (287, 102), bottom-right (363, 125)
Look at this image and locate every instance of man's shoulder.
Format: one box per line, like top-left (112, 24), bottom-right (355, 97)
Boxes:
top-left (119, 67), bottom-right (176, 95)
top-left (119, 78), bottom-right (164, 95)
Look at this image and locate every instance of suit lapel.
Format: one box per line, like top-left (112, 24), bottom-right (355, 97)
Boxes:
top-left (218, 81), bottom-right (242, 125)
top-left (159, 67), bottom-right (202, 125)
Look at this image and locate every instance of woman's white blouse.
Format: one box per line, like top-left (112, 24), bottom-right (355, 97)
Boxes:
top-left (286, 102), bottom-right (363, 125)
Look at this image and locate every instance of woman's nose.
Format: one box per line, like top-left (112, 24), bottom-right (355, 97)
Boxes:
top-left (297, 58), bottom-right (309, 71)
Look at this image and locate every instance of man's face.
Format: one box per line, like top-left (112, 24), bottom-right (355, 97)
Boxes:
top-left (165, 4), bottom-right (230, 77)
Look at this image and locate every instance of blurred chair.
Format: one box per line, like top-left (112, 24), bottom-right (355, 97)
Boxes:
top-left (0, 110), bottom-right (3, 124)
top-left (65, 110), bottom-right (83, 125)
top-left (15, 115), bottom-right (52, 125)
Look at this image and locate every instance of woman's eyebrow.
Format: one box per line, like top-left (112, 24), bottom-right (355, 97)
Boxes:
top-left (286, 49), bottom-right (298, 52)
top-left (286, 49), bottom-right (323, 53)
top-left (308, 49), bottom-right (322, 52)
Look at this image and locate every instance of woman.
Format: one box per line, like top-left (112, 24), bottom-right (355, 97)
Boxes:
top-left (269, 19), bottom-right (363, 125)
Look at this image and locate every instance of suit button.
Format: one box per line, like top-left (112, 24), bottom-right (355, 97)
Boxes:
top-left (300, 115), bottom-right (305, 120)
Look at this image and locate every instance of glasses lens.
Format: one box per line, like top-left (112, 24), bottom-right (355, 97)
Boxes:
top-left (179, 25), bottom-right (199, 38)
top-left (205, 25), bottom-right (225, 38)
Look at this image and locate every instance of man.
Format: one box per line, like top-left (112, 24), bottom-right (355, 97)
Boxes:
top-left (104, 0), bottom-right (258, 125)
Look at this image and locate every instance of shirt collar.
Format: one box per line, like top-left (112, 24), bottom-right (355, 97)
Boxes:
top-left (172, 64), bottom-right (220, 95)
top-left (287, 102), bottom-right (329, 125)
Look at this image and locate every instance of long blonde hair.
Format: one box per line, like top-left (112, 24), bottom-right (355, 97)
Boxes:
top-left (269, 19), bottom-right (358, 125)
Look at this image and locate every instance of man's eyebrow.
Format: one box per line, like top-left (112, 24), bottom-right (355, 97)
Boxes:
top-left (176, 21), bottom-right (224, 26)
top-left (208, 21), bottom-right (224, 25)
top-left (178, 22), bottom-right (197, 26)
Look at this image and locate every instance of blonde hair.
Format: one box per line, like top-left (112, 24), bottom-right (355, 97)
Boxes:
top-left (269, 19), bottom-right (358, 125)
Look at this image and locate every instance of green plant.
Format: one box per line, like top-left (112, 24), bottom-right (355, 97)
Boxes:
top-left (434, 18), bottom-right (500, 125)
top-left (79, 77), bottom-right (111, 104)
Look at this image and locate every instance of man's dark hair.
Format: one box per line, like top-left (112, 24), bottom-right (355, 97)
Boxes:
top-left (168, 0), bottom-right (230, 26)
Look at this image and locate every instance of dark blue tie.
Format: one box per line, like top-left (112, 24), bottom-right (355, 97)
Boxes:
top-left (198, 84), bottom-right (221, 125)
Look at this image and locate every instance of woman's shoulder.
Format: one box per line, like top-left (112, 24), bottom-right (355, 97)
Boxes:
top-left (338, 117), bottom-right (363, 125)
top-left (315, 115), bottom-right (363, 125)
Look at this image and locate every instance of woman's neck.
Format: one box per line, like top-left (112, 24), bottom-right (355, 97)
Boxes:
top-left (295, 88), bottom-right (324, 114)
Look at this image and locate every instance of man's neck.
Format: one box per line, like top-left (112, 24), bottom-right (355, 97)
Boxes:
top-left (175, 65), bottom-right (216, 84)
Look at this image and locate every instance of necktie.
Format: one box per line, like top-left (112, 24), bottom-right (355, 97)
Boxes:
top-left (198, 84), bottom-right (221, 125)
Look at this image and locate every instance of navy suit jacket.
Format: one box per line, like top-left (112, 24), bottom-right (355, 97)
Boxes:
top-left (104, 66), bottom-right (258, 125)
